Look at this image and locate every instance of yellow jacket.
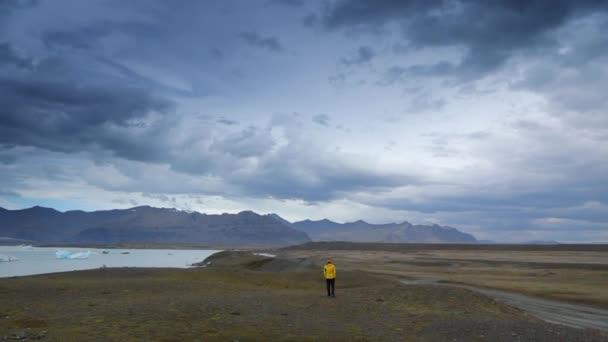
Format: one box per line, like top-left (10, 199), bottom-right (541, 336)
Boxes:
top-left (323, 263), bottom-right (336, 279)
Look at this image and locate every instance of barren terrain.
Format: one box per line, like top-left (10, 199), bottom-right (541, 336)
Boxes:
top-left (1, 247), bottom-right (607, 341)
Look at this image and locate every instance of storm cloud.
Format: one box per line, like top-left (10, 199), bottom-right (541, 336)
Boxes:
top-left (322, 0), bottom-right (608, 78)
top-left (0, 53), bottom-right (175, 161)
top-left (0, 0), bottom-right (606, 242)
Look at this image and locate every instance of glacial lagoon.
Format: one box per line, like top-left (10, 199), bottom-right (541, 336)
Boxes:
top-left (0, 246), bottom-right (220, 277)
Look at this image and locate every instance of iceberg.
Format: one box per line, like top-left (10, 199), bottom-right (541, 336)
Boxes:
top-left (69, 251), bottom-right (91, 259)
top-left (55, 250), bottom-right (71, 259)
top-left (55, 250), bottom-right (91, 259)
top-left (0, 255), bottom-right (18, 262)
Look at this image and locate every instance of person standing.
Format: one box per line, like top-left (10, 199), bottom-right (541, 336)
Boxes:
top-left (323, 258), bottom-right (336, 297)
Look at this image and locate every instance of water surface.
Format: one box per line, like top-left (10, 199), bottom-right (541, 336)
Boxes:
top-left (0, 246), bottom-right (220, 277)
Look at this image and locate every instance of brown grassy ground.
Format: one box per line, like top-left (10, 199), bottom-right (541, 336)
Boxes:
top-left (280, 244), bottom-right (608, 309)
top-left (1, 251), bottom-right (607, 341)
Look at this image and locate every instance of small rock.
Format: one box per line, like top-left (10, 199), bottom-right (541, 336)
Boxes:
top-left (6, 331), bottom-right (27, 340)
top-left (230, 312), bottom-right (240, 315)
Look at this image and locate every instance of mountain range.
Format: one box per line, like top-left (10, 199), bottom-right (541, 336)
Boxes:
top-left (0, 206), bottom-right (477, 245)
top-left (291, 219), bottom-right (477, 243)
top-left (0, 206), bottom-right (309, 246)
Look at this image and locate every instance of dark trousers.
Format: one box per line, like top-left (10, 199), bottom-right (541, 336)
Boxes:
top-left (326, 278), bottom-right (335, 296)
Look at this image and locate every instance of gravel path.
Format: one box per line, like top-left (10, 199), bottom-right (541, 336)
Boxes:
top-left (401, 279), bottom-right (608, 332)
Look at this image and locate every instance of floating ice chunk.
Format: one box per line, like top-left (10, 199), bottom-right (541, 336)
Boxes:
top-left (0, 255), bottom-right (18, 262)
top-left (55, 250), bottom-right (91, 259)
top-left (55, 250), bottom-right (71, 259)
top-left (69, 251), bottom-right (91, 259)
top-left (21, 245), bottom-right (34, 250)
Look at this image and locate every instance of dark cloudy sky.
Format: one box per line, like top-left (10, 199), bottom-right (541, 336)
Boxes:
top-left (1, 0), bottom-right (607, 242)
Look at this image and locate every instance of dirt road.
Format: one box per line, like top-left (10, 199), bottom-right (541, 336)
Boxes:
top-left (401, 279), bottom-right (608, 332)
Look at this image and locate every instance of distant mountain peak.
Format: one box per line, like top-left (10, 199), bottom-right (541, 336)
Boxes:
top-left (268, 213), bottom-right (292, 226)
top-left (349, 219), bottom-right (367, 224)
top-left (237, 210), bottom-right (257, 216)
top-left (26, 206), bottom-right (58, 213)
